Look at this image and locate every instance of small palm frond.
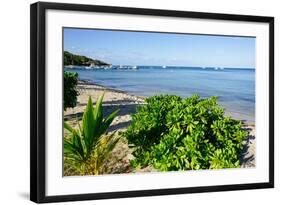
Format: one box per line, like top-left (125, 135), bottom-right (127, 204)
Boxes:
top-left (64, 93), bottom-right (120, 175)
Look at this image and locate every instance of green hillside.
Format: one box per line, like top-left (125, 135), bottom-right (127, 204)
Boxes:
top-left (64, 51), bottom-right (110, 66)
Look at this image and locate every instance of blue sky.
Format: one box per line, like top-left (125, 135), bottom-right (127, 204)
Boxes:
top-left (64, 28), bottom-right (255, 68)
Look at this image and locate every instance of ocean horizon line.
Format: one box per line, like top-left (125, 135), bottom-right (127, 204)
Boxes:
top-left (65, 65), bottom-right (255, 70)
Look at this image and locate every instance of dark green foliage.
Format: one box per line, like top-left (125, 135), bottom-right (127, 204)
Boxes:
top-left (125, 94), bottom-right (248, 170)
top-left (64, 51), bottom-right (109, 66)
top-left (64, 71), bottom-right (78, 110)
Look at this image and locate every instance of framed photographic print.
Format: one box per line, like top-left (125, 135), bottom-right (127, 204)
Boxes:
top-left (30, 2), bottom-right (274, 203)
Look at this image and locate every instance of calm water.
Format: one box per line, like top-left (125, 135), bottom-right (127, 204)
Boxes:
top-left (65, 66), bottom-right (255, 122)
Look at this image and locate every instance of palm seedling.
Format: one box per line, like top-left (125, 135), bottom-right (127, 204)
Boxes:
top-left (64, 93), bottom-right (120, 175)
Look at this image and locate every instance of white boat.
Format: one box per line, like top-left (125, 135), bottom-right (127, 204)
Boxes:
top-left (162, 65), bottom-right (166, 68)
top-left (65, 65), bottom-right (74, 69)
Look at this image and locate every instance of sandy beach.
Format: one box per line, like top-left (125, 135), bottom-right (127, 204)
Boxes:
top-left (64, 80), bottom-right (255, 169)
top-left (64, 80), bottom-right (145, 131)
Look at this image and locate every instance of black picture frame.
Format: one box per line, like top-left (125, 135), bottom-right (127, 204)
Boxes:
top-left (30, 1), bottom-right (274, 203)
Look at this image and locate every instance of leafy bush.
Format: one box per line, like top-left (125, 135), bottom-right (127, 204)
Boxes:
top-left (125, 95), bottom-right (181, 155)
top-left (64, 94), bottom-right (120, 175)
top-left (125, 94), bottom-right (248, 170)
top-left (64, 71), bottom-right (78, 110)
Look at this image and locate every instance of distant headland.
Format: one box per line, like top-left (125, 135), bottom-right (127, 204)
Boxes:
top-left (64, 51), bottom-right (111, 67)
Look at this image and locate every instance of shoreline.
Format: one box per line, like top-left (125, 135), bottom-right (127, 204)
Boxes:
top-left (77, 79), bottom-right (255, 125)
top-left (78, 79), bottom-right (146, 100)
top-left (64, 80), bottom-right (255, 168)
top-left (64, 80), bottom-right (146, 132)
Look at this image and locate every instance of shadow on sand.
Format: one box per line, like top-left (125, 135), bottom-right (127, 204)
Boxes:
top-left (239, 126), bottom-right (255, 167)
top-left (64, 100), bottom-right (145, 131)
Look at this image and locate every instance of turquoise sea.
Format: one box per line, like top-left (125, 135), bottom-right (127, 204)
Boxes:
top-left (64, 66), bottom-right (255, 123)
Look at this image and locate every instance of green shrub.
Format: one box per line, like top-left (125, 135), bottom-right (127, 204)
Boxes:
top-left (125, 94), bottom-right (248, 171)
top-left (125, 95), bottom-right (181, 155)
top-left (64, 94), bottom-right (120, 175)
top-left (64, 71), bottom-right (78, 110)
